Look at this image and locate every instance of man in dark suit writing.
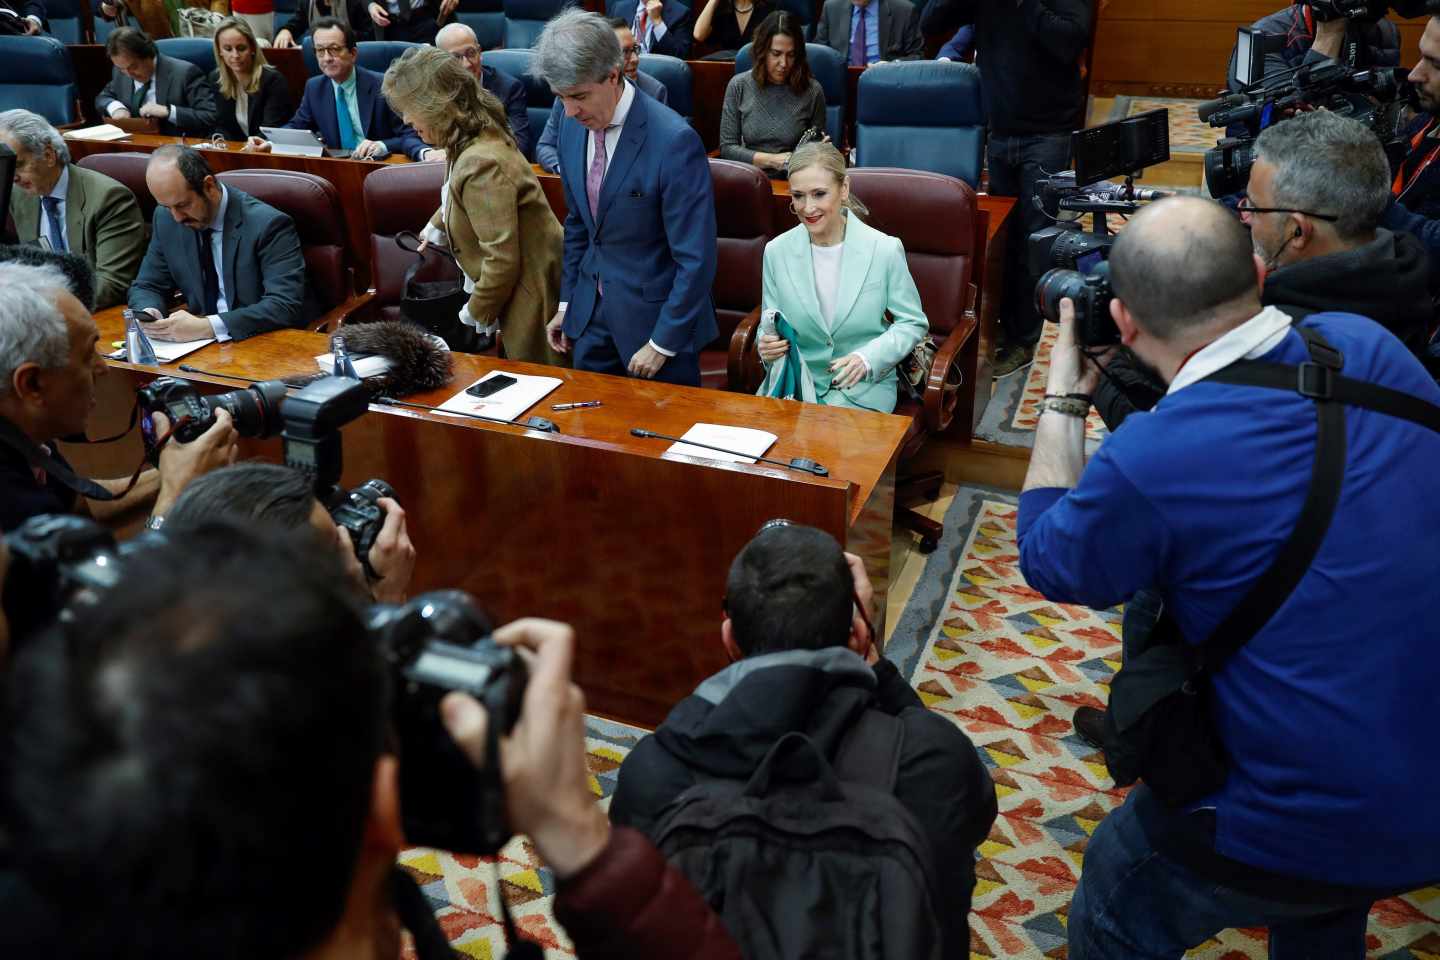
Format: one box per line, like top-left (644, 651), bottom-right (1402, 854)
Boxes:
top-left (246, 17), bottom-right (425, 161)
top-left (533, 9), bottom-right (717, 387)
top-left (96, 28), bottom-right (219, 137)
top-left (129, 145), bottom-right (311, 342)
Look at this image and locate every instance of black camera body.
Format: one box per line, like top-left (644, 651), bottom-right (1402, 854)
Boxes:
top-left (368, 590), bottom-right (529, 854)
top-left (1309, 0), bottom-right (1391, 21)
top-left (136, 376), bottom-right (287, 447)
top-left (1035, 262), bottom-right (1120, 348)
top-left (329, 479), bottom-right (396, 580)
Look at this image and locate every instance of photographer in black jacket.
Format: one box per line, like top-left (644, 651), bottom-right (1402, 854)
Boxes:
top-left (1095, 110), bottom-right (1433, 428)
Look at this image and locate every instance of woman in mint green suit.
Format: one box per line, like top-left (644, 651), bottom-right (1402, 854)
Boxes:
top-left (757, 142), bottom-right (929, 414)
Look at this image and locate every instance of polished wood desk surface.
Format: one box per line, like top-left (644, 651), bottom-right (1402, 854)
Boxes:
top-left (94, 307), bottom-right (909, 524)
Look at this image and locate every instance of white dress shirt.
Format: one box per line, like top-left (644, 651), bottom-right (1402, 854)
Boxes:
top-left (107, 75), bottom-right (158, 116)
top-left (204, 186), bottom-right (234, 342)
top-left (1166, 306), bottom-right (1293, 396)
top-left (38, 166), bottom-right (70, 253)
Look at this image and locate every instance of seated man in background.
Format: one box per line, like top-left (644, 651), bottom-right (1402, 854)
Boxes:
top-left (0, 521), bottom-right (741, 959)
top-left (610, 523), bottom-right (997, 956)
top-left (1021, 196), bottom-right (1440, 957)
top-left (434, 22), bottom-right (533, 159)
top-left (366, 0), bottom-right (444, 45)
top-left (1095, 111), bottom-right (1434, 428)
top-left (247, 18), bottom-right (426, 161)
top-left (0, 109), bottom-right (146, 311)
top-left (130, 145), bottom-right (313, 342)
top-left (610, 0), bottom-right (694, 58)
top-left (0, 258), bottom-right (236, 532)
top-left (97, 28), bottom-right (219, 137)
top-left (0, 0), bottom-right (43, 34)
top-left (534, 9), bottom-right (717, 386)
top-left (535, 16), bottom-right (668, 175)
top-left (814, 0), bottom-right (924, 65)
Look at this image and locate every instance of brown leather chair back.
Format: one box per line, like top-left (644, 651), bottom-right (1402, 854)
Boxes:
top-left (76, 152), bottom-right (156, 225)
top-left (362, 163), bottom-right (457, 324)
top-left (846, 168), bottom-right (975, 338)
top-left (705, 158), bottom-right (774, 389)
top-left (215, 169), bottom-right (352, 310)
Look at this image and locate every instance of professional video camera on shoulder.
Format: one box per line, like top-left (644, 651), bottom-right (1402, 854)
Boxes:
top-left (1029, 109), bottom-right (1171, 347)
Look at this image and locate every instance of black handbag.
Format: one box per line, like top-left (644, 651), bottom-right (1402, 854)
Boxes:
top-left (1100, 326), bottom-right (1440, 808)
top-left (394, 231), bottom-right (485, 354)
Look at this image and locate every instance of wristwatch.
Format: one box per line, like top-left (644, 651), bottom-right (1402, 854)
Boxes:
top-left (1039, 394), bottom-right (1091, 418)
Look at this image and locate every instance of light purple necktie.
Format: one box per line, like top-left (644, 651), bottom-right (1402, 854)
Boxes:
top-left (849, 5), bottom-right (868, 67)
top-left (587, 125), bottom-right (608, 222)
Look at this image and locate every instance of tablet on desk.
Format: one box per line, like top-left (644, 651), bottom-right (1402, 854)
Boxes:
top-left (259, 126), bottom-right (329, 158)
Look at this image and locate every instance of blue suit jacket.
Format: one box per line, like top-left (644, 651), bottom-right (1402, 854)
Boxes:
top-left (559, 84), bottom-right (716, 360)
top-left (536, 70), bottom-right (667, 174)
top-left (284, 66), bottom-right (426, 161)
top-left (482, 63), bottom-right (533, 160)
top-left (607, 0), bottom-right (694, 58)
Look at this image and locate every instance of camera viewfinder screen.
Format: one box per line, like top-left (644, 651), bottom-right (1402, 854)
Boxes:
top-left (411, 651), bottom-right (494, 691)
top-left (1073, 109), bottom-right (1171, 186)
top-left (1236, 28), bottom-right (1257, 87)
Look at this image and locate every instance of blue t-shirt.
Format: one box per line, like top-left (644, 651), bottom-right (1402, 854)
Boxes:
top-left (1018, 313), bottom-right (1440, 889)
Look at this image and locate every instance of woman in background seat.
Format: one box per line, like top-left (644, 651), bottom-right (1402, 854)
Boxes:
top-left (719, 12), bottom-right (825, 178)
top-left (757, 142), bottom-right (927, 413)
top-left (210, 18), bottom-right (295, 141)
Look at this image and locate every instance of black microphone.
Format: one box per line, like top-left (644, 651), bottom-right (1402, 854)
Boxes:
top-left (1197, 93), bottom-right (1248, 123)
top-left (630, 428), bottom-right (828, 476)
top-left (1083, 182), bottom-right (1174, 203)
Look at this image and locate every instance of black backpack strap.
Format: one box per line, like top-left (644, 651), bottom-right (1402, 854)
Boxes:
top-left (832, 709), bottom-right (904, 793)
top-left (1193, 327), bottom-right (1350, 673)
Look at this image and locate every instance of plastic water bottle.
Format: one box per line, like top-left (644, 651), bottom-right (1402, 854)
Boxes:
top-left (124, 309), bottom-right (158, 365)
top-left (331, 335), bottom-right (360, 379)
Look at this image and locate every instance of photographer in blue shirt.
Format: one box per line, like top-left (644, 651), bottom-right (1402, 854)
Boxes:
top-left (1020, 195), bottom-right (1440, 958)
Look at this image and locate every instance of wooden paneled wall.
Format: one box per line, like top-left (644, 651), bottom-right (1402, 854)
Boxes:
top-left (1090, 1), bottom-right (1427, 98)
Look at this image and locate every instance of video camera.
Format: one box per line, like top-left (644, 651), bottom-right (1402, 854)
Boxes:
top-left (1309, 0), bottom-right (1393, 21)
top-left (1199, 59), bottom-right (1413, 197)
top-left (1028, 109), bottom-right (1170, 347)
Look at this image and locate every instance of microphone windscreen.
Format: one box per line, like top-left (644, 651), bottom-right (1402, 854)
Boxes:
top-left (283, 321), bottom-right (455, 398)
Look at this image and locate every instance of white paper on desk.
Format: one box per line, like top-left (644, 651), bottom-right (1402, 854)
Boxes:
top-left (314, 352), bottom-right (392, 378)
top-left (106, 337), bottom-right (215, 363)
top-left (666, 424), bottom-right (777, 465)
top-left (437, 371), bottom-right (562, 423)
top-left (63, 123), bottom-right (130, 141)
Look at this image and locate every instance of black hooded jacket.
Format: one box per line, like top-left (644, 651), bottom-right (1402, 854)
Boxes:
top-left (609, 647), bottom-right (998, 959)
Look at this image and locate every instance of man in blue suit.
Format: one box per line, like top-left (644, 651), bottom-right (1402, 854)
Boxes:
top-left (246, 17), bottom-right (426, 161)
top-left (534, 9), bottom-right (716, 387)
top-left (607, 0), bottom-right (693, 61)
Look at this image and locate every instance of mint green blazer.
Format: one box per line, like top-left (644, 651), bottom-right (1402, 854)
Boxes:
top-left (760, 212), bottom-right (928, 413)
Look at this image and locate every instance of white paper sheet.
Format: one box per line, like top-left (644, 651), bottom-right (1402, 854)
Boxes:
top-left (666, 424), bottom-right (778, 465)
top-left (437, 371), bottom-right (562, 423)
top-left (63, 123), bottom-right (130, 141)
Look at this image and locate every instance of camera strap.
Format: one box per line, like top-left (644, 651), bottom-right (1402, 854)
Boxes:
top-left (0, 415), bottom-right (119, 502)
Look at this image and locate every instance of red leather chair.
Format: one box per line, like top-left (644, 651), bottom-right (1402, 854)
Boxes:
top-left (729, 167), bottom-right (978, 550)
top-left (360, 162), bottom-right (459, 326)
top-left (214, 169), bottom-right (366, 330)
top-left (75, 152), bottom-right (156, 226)
top-left (705, 158), bottom-right (773, 390)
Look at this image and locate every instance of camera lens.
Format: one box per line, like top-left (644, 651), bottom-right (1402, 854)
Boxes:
top-left (1035, 268), bottom-right (1090, 325)
top-left (1204, 141), bottom-right (1256, 199)
top-left (206, 380), bottom-right (288, 439)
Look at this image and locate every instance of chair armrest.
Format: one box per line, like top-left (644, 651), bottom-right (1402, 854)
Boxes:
top-left (922, 281), bottom-right (979, 434)
top-left (727, 306), bottom-right (765, 393)
top-left (312, 290), bottom-right (377, 333)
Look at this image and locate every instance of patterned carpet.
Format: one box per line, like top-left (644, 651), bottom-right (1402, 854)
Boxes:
top-left (399, 488), bottom-right (1440, 958)
top-left (1106, 96), bottom-right (1215, 154)
top-left (1009, 324), bottom-right (1109, 442)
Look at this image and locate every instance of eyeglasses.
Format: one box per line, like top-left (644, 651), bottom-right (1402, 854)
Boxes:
top-left (1236, 196), bottom-right (1338, 222)
top-left (450, 45), bottom-right (481, 62)
top-left (620, 44), bottom-right (640, 57)
top-left (313, 44), bottom-right (349, 58)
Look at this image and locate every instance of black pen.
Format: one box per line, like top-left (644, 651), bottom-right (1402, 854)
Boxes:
top-left (552, 401), bottom-right (602, 411)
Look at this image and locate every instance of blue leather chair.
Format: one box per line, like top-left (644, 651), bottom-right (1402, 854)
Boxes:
top-left (42, 0), bottom-right (82, 42)
top-left (854, 61), bottom-right (986, 187)
top-left (637, 53), bottom-right (690, 118)
top-left (503, 0), bottom-right (571, 48)
top-left (302, 38), bottom-right (420, 76)
top-left (0, 37), bottom-right (78, 125)
top-left (735, 42), bottom-right (844, 146)
top-left (484, 48), bottom-right (553, 145)
top-left (156, 37), bottom-right (217, 74)
top-left (456, 0), bottom-right (506, 50)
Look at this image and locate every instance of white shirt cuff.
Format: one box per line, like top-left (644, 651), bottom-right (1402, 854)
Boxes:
top-left (421, 147), bottom-right (441, 162)
top-left (459, 304), bottom-right (496, 334)
top-left (421, 222), bottom-right (446, 246)
top-left (648, 339), bottom-right (676, 358)
top-left (208, 314), bottom-right (232, 342)
top-left (27, 14), bottom-right (41, 25)
top-left (107, 101), bottom-right (126, 117)
top-left (857, 353), bottom-right (872, 378)
top-left (558, 302), bottom-right (568, 312)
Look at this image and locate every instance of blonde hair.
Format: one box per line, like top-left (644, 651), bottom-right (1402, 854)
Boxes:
top-left (787, 142), bottom-right (868, 217)
top-left (382, 46), bottom-right (513, 160)
top-left (212, 18), bottom-right (269, 99)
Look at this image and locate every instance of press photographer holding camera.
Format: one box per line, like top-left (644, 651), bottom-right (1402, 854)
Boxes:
top-left (1020, 195), bottom-right (1440, 956)
top-left (0, 259), bottom-right (237, 533)
top-left (1225, 2), bottom-right (1412, 94)
top-left (1096, 110), bottom-right (1433, 428)
top-left (0, 521), bottom-right (739, 959)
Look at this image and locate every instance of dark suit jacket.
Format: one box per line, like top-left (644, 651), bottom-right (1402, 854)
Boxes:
top-left (209, 66), bottom-right (296, 141)
top-left (814, 0), bottom-right (924, 61)
top-left (374, 0), bottom-right (440, 43)
top-left (9, 164), bottom-right (147, 310)
top-left (128, 187), bottom-right (310, 340)
top-left (284, 66), bottom-right (426, 160)
top-left (607, 0), bottom-right (694, 59)
top-left (275, 0), bottom-right (372, 41)
top-left (95, 54), bottom-right (219, 136)
top-left (558, 82), bottom-right (717, 360)
top-left (481, 63), bottom-right (533, 161)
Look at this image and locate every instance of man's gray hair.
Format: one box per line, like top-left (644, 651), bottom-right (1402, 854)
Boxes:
top-left (0, 108), bottom-right (70, 166)
top-left (530, 8), bottom-right (623, 91)
top-left (0, 262), bottom-right (71, 397)
top-left (1254, 111), bottom-right (1390, 242)
top-left (435, 20), bottom-right (476, 46)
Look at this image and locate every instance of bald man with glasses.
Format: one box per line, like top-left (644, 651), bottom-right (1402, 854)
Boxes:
top-left (433, 22), bottom-right (533, 159)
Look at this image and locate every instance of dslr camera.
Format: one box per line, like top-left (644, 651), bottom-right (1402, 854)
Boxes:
top-left (136, 375), bottom-right (287, 446)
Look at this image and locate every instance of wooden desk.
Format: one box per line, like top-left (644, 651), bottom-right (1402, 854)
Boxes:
top-left (64, 132), bottom-right (410, 288)
top-left (79, 307), bottom-right (909, 727)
